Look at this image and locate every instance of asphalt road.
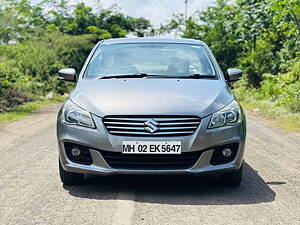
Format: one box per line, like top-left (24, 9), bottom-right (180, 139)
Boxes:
top-left (0, 103), bottom-right (299, 225)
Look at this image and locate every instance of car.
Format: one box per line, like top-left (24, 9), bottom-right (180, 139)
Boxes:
top-left (57, 37), bottom-right (246, 187)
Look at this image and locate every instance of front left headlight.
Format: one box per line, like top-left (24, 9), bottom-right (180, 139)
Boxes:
top-left (61, 99), bottom-right (96, 128)
top-left (208, 100), bottom-right (242, 129)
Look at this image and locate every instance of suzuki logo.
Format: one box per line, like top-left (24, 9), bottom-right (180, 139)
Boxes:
top-left (144, 119), bottom-right (159, 133)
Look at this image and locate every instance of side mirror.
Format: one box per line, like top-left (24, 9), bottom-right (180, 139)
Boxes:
top-left (58, 68), bottom-right (77, 82)
top-left (227, 68), bottom-right (242, 82)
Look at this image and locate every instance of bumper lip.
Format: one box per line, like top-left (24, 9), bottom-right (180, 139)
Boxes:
top-left (61, 160), bottom-right (242, 176)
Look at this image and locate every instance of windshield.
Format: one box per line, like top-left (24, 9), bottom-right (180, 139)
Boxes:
top-left (85, 43), bottom-right (217, 79)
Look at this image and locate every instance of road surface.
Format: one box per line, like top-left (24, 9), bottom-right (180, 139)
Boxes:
top-left (0, 103), bottom-right (299, 225)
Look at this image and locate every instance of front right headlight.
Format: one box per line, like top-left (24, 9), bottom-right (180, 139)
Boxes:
top-left (61, 99), bottom-right (96, 128)
top-left (208, 100), bottom-right (242, 129)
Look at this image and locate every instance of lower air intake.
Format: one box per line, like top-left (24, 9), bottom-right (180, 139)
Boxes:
top-left (100, 150), bottom-right (202, 169)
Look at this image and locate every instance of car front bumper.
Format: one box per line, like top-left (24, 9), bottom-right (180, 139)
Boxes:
top-left (57, 114), bottom-right (246, 176)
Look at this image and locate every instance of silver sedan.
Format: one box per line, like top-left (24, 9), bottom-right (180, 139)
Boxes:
top-left (57, 38), bottom-right (246, 187)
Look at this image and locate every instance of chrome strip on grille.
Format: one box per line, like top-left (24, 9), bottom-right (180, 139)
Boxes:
top-left (103, 116), bottom-right (200, 136)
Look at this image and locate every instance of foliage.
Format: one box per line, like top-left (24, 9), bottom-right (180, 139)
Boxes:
top-left (0, 0), bottom-right (152, 44)
top-left (0, 34), bottom-right (95, 112)
top-left (260, 61), bottom-right (300, 112)
top-left (234, 60), bottom-right (300, 113)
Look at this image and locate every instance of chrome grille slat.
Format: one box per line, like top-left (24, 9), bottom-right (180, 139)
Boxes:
top-left (159, 122), bottom-right (200, 126)
top-left (103, 116), bottom-right (200, 137)
top-left (104, 121), bottom-right (145, 126)
top-left (106, 126), bottom-right (145, 130)
top-left (104, 117), bottom-right (199, 122)
top-left (109, 130), bottom-right (195, 135)
top-left (159, 126), bottom-right (198, 130)
top-left (106, 126), bottom-right (197, 131)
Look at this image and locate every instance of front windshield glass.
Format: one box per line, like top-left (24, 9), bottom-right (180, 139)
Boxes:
top-left (85, 43), bottom-right (216, 78)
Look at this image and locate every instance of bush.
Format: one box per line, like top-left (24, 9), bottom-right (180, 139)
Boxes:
top-left (234, 59), bottom-right (300, 113)
top-left (0, 85), bottom-right (35, 112)
top-left (0, 33), bottom-right (95, 112)
top-left (260, 61), bottom-right (300, 112)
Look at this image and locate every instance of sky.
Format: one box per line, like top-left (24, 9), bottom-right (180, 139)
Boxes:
top-left (97, 0), bottom-right (216, 26)
top-left (33, 0), bottom-right (216, 27)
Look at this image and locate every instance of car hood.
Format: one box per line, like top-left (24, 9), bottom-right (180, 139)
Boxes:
top-left (70, 79), bottom-right (234, 118)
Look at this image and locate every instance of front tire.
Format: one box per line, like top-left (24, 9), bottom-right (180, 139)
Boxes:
top-left (220, 163), bottom-right (243, 187)
top-left (59, 159), bottom-right (84, 185)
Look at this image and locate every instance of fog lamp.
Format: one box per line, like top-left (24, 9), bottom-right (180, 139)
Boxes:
top-left (222, 148), bottom-right (232, 157)
top-left (71, 147), bottom-right (81, 157)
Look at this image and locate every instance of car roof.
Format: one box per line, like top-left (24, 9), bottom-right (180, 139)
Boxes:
top-left (101, 37), bottom-right (204, 45)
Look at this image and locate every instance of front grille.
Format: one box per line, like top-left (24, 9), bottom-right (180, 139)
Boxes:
top-left (100, 150), bottom-right (203, 169)
top-left (103, 116), bottom-right (200, 136)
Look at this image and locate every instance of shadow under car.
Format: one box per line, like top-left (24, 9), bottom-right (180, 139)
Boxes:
top-left (63, 162), bottom-right (276, 205)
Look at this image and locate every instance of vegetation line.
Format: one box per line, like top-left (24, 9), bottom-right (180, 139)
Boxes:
top-left (238, 97), bottom-right (300, 133)
top-left (0, 95), bottom-right (66, 123)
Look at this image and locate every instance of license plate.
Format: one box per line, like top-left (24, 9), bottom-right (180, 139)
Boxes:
top-left (122, 141), bottom-right (181, 154)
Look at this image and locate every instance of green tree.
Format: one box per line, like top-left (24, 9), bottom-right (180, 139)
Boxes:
top-left (0, 0), bottom-right (152, 43)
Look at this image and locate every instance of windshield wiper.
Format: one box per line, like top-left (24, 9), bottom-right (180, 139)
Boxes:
top-left (179, 74), bottom-right (216, 79)
top-left (97, 73), bottom-right (184, 79)
top-left (97, 73), bottom-right (215, 79)
top-left (97, 73), bottom-right (149, 79)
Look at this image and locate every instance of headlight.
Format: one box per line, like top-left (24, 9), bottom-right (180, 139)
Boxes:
top-left (62, 99), bottom-right (96, 128)
top-left (208, 100), bottom-right (242, 129)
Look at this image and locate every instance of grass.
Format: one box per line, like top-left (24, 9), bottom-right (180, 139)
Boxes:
top-left (238, 96), bottom-right (300, 133)
top-left (0, 94), bottom-right (66, 122)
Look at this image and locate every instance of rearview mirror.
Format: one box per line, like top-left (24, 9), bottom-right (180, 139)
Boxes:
top-left (227, 68), bottom-right (242, 82)
top-left (58, 68), bottom-right (77, 82)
